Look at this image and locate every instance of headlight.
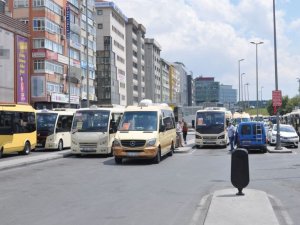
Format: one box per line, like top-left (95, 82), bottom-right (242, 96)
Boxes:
top-left (218, 135), bottom-right (225, 139)
top-left (196, 135), bottom-right (202, 139)
top-left (113, 139), bottom-right (121, 147)
top-left (146, 138), bottom-right (156, 147)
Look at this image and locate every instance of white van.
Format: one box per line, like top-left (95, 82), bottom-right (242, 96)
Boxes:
top-left (36, 108), bottom-right (76, 150)
top-left (113, 100), bottom-right (176, 164)
top-left (71, 105), bottom-right (124, 156)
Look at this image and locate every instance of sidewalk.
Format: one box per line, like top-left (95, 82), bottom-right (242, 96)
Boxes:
top-left (0, 150), bottom-right (72, 171)
top-left (267, 145), bottom-right (293, 153)
top-left (204, 188), bottom-right (280, 225)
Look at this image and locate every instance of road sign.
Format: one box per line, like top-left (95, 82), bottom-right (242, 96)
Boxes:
top-left (272, 90), bottom-right (282, 107)
top-left (66, 3), bottom-right (70, 39)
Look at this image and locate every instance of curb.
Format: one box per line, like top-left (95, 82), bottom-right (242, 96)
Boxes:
top-left (0, 150), bottom-right (72, 171)
top-left (267, 147), bottom-right (293, 153)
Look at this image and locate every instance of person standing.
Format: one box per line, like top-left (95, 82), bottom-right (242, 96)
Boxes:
top-left (176, 121), bottom-right (184, 147)
top-left (227, 121), bottom-right (235, 151)
top-left (182, 120), bottom-right (188, 144)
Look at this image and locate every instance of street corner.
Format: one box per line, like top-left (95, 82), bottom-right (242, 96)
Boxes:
top-left (267, 146), bottom-right (293, 153)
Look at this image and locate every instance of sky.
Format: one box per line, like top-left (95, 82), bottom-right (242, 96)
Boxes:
top-left (113, 0), bottom-right (300, 101)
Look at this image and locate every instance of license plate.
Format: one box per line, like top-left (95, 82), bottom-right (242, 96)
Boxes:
top-left (242, 141), bottom-right (251, 144)
top-left (81, 148), bottom-right (96, 152)
top-left (36, 143), bottom-right (43, 147)
top-left (127, 152), bottom-right (139, 157)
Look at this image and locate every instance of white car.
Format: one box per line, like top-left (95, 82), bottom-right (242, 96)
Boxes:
top-left (268, 124), bottom-right (299, 148)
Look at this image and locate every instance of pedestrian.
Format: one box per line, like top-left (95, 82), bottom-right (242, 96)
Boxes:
top-left (227, 121), bottom-right (235, 151)
top-left (176, 120), bottom-right (184, 147)
top-left (182, 120), bottom-right (188, 144)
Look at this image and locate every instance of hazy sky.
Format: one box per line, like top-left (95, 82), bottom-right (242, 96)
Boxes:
top-left (113, 0), bottom-right (300, 100)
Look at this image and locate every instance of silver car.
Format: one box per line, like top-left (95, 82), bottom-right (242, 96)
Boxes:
top-left (268, 124), bottom-right (299, 148)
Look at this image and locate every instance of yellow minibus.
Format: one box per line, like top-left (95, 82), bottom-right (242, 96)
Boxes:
top-left (0, 104), bottom-right (37, 158)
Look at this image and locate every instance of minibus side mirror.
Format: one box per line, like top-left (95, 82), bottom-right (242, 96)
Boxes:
top-left (159, 125), bottom-right (166, 132)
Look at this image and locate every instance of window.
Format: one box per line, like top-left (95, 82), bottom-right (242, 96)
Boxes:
top-left (97, 24), bottom-right (103, 29)
top-left (97, 9), bottom-right (103, 15)
top-left (14, 0), bottom-right (28, 8)
top-left (33, 18), bottom-right (45, 31)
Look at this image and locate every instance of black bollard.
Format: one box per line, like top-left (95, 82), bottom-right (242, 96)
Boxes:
top-left (231, 148), bottom-right (249, 195)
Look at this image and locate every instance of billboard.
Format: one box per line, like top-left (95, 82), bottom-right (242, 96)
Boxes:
top-left (16, 35), bottom-right (29, 104)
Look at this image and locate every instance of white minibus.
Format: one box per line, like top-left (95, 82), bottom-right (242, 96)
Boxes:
top-left (71, 105), bottom-right (124, 156)
top-left (36, 108), bottom-right (76, 150)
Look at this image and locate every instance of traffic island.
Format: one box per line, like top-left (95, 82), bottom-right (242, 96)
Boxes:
top-left (267, 146), bottom-right (293, 153)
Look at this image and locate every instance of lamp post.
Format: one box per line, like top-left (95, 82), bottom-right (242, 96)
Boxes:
top-left (261, 86), bottom-right (263, 108)
top-left (273, 0), bottom-right (281, 150)
top-left (245, 83), bottom-right (249, 109)
top-left (250, 41), bottom-right (264, 121)
top-left (238, 59), bottom-right (245, 107)
top-left (241, 73), bottom-right (246, 110)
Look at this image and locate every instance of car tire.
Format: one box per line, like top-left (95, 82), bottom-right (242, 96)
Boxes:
top-left (168, 142), bottom-right (174, 156)
top-left (22, 142), bottom-right (31, 155)
top-left (58, 140), bottom-right (63, 151)
top-left (153, 148), bottom-right (161, 164)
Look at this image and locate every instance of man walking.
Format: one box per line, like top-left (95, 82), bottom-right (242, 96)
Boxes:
top-left (227, 121), bottom-right (235, 151)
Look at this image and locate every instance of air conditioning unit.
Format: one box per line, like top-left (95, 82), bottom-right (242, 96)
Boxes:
top-left (61, 35), bottom-right (65, 40)
top-left (61, 15), bottom-right (65, 22)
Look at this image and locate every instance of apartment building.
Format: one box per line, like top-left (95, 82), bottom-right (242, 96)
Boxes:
top-left (94, 0), bottom-right (127, 106)
top-left (145, 38), bottom-right (161, 103)
top-left (173, 62), bottom-right (188, 106)
top-left (7, 0), bottom-right (96, 109)
top-left (0, 13), bottom-right (30, 104)
top-left (169, 64), bottom-right (180, 105)
top-left (160, 58), bottom-right (170, 103)
top-left (126, 18), bottom-right (146, 105)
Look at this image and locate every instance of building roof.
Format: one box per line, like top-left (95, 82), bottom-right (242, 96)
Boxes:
top-left (0, 13), bottom-right (29, 37)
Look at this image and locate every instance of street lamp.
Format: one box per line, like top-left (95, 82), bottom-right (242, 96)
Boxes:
top-left (238, 59), bottom-right (245, 106)
top-left (241, 73), bottom-right (246, 110)
top-left (261, 86), bottom-right (264, 108)
top-left (297, 78), bottom-right (300, 97)
top-left (250, 41), bottom-right (264, 121)
top-left (273, 0), bottom-right (281, 150)
top-left (245, 83), bottom-right (250, 109)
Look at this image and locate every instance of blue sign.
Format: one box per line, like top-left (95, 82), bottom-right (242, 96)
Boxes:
top-left (66, 3), bottom-right (70, 39)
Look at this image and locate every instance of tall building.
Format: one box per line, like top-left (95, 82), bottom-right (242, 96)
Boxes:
top-left (0, 13), bottom-right (30, 104)
top-left (169, 64), bottom-right (180, 105)
top-left (145, 38), bottom-right (161, 103)
top-left (160, 58), bottom-right (170, 103)
top-left (173, 62), bottom-right (188, 106)
top-left (7, 0), bottom-right (97, 109)
top-left (187, 74), bottom-right (195, 106)
top-left (94, 1), bottom-right (127, 106)
top-left (126, 18), bottom-right (146, 105)
top-left (194, 76), bottom-right (219, 105)
top-left (219, 84), bottom-right (237, 106)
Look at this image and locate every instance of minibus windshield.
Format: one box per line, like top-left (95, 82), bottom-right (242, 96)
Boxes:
top-left (72, 110), bottom-right (110, 132)
top-left (37, 113), bottom-right (57, 135)
top-left (119, 111), bottom-right (157, 131)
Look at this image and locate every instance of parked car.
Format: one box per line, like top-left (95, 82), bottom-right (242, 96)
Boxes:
top-left (236, 122), bottom-right (267, 153)
top-left (268, 124), bottom-right (299, 148)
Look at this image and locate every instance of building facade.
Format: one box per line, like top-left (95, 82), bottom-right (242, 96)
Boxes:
top-left (0, 13), bottom-right (30, 104)
top-left (160, 58), bottom-right (170, 103)
top-left (126, 18), bottom-right (146, 105)
top-left (144, 38), bottom-right (161, 103)
top-left (173, 62), bottom-right (188, 106)
top-left (219, 84), bottom-right (237, 106)
top-left (194, 76), bottom-right (220, 105)
top-left (94, 0), bottom-right (127, 106)
top-left (187, 74), bottom-right (195, 106)
top-left (7, 0), bottom-right (97, 109)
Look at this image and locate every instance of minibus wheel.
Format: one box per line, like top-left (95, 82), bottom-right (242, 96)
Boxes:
top-left (22, 142), bottom-right (31, 155)
top-left (153, 148), bottom-right (161, 164)
top-left (0, 147), bottom-right (3, 158)
top-left (168, 142), bottom-right (174, 156)
top-left (58, 140), bottom-right (63, 151)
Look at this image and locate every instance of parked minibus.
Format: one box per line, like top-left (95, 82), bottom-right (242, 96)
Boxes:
top-left (113, 99), bottom-right (176, 164)
top-left (36, 108), bottom-right (76, 150)
top-left (71, 105), bottom-right (124, 156)
top-left (0, 104), bottom-right (36, 158)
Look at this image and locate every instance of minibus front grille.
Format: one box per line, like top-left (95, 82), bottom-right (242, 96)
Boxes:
top-left (121, 140), bottom-right (146, 147)
top-left (79, 143), bottom-right (97, 148)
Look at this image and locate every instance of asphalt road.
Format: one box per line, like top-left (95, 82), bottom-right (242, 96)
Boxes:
top-left (0, 135), bottom-right (299, 225)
